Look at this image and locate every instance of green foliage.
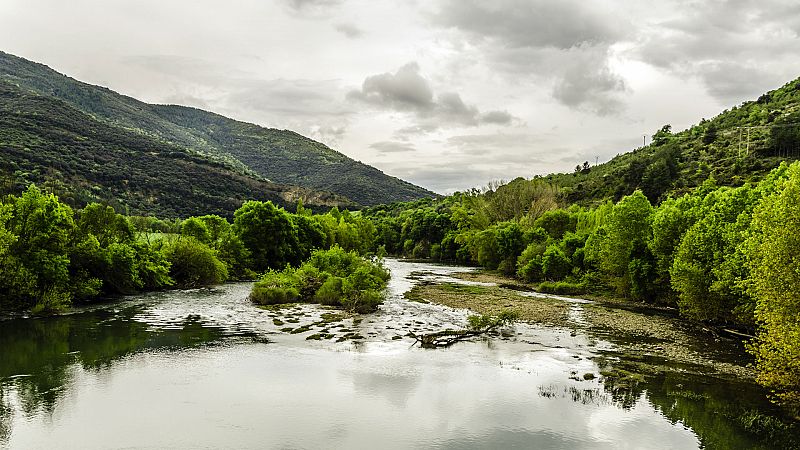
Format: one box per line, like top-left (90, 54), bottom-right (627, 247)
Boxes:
top-left (0, 185), bottom-right (74, 312)
top-left (670, 185), bottom-right (760, 324)
top-left (467, 311), bottom-right (519, 331)
top-left (181, 217), bottom-right (212, 244)
top-left (541, 245), bottom-right (571, 281)
top-left (71, 203), bottom-right (172, 297)
top-left (163, 238), bottom-right (228, 288)
top-left (534, 209), bottom-right (576, 239)
top-left (233, 200), bottom-right (299, 272)
top-left (595, 191), bottom-right (653, 296)
top-left (745, 162), bottom-right (800, 412)
top-left (537, 281), bottom-right (587, 295)
top-left (250, 246), bottom-right (390, 313)
top-left (249, 269), bottom-right (300, 305)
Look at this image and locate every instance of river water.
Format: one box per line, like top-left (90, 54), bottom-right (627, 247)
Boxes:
top-left (0, 259), bottom-right (796, 449)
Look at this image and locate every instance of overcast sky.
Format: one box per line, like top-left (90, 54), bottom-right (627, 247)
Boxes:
top-left (2, 0), bottom-right (799, 193)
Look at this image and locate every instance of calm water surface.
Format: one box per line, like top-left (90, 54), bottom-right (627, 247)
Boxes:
top-left (0, 259), bottom-right (796, 449)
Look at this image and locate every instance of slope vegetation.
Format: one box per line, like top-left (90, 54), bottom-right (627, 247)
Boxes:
top-left (0, 81), bottom-right (351, 218)
top-left (0, 51), bottom-right (435, 206)
top-left (546, 77), bottom-right (800, 204)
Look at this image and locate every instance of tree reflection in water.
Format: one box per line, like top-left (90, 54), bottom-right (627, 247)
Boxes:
top-left (0, 305), bottom-right (233, 445)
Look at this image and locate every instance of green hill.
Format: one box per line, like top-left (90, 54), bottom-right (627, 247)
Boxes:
top-left (0, 50), bottom-right (435, 207)
top-left (0, 81), bottom-right (352, 218)
top-left (545, 77), bottom-right (800, 204)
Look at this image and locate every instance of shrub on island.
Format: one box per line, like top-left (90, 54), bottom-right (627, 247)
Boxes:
top-left (250, 246), bottom-right (389, 313)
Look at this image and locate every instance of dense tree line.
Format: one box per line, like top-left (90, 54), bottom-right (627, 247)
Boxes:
top-left (0, 187), bottom-right (377, 314)
top-left (362, 164), bottom-right (800, 413)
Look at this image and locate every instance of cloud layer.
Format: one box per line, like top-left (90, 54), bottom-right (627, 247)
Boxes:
top-left (1, 0), bottom-right (799, 193)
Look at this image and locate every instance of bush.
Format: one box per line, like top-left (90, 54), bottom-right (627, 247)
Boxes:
top-left (164, 238), bottom-right (228, 288)
top-left (542, 245), bottom-right (571, 280)
top-left (538, 281), bottom-right (587, 295)
top-left (314, 276), bottom-right (345, 306)
top-left (250, 269), bottom-right (300, 305)
top-left (517, 242), bottom-right (546, 282)
top-left (249, 246), bottom-right (389, 313)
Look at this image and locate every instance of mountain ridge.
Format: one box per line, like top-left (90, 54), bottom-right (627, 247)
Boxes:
top-left (0, 80), bottom-right (353, 218)
top-left (0, 50), bottom-right (436, 207)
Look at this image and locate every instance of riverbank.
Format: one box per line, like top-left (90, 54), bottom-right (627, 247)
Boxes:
top-left (406, 269), bottom-right (756, 381)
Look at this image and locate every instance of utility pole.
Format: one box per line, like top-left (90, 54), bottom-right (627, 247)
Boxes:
top-left (738, 127), bottom-right (742, 158)
top-left (642, 135), bottom-right (646, 147)
top-left (747, 127), bottom-right (750, 155)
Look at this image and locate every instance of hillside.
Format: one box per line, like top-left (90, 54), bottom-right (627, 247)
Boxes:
top-left (0, 51), bottom-right (435, 206)
top-left (0, 81), bottom-right (352, 218)
top-left (545, 77), bottom-right (800, 204)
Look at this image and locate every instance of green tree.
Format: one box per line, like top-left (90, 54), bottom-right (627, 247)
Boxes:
top-left (77, 203), bottom-right (136, 247)
top-left (534, 209), bottom-right (576, 240)
top-left (745, 162), bottom-right (800, 411)
top-left (597, 190), bottom-right (653, 296)
top-left (0, 185), bottom-right (75, 312)
top-left (542, 245), bottom-right (571, 280)
top-left (670, 185), bottom-right (760, 324)
top-left (163, 238), bottom-right (228, 288)
top-left (233, 201), bottom-right (299, 272)
top-left (181, 217), bottom-right (212, 244)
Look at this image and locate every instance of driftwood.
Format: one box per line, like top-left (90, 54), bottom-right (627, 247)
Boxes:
top-left (412, 329), bottom-right (484, 348)
top-left (411, 311), bottom-right (519, 348)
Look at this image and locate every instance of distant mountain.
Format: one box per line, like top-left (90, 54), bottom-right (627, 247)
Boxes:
top-left (0, 51), bottom-right (435, 209)
top-left (0, 81), bottom-right (352, 218)
top-left (545, 76), bottom-right (800, 204)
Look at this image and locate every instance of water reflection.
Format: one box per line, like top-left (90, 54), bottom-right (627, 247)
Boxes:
top-left (0, 260), bottom-right (796, 449)
top-left (0, 286), bottom-right (262, 444)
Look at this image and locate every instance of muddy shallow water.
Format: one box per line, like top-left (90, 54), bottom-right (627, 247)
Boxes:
top-left (0, 259), bottom-right (796, 449)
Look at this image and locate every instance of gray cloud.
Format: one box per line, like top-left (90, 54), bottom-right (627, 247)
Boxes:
top-left (309, 124), bottom-right (348, 147)
top-left (433, 0), bottom-right (629, 114)
top-left (632, 0), bottom-right (800, 104)
top-left (349, 62), bottom-right (517, 130)
top-left (347, 62), bottom-right (434, 110)
top-left (334, 23), bottom-right (363, 39)
top-left (480, 110), bottom-right (514, 125)
top-left (370, 141), bottom-right (417, 154)
top-left (434, 0), bottom-right (623, 50)
top-left (446, 133), bottom-right (546, 159)
top-left (285, 0), bottom-right (341, 12)
top-left (7, 0), bottom-right (800, 194)
top-left (226, 78), bottom-right (352, 117)
top-left (124, 54), bottom-right (353, 147)
top-left (551, 46), bottom-right (626, 115)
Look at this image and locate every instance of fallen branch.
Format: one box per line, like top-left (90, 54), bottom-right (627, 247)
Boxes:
top-left (412, 311), bottom-right (519, 348)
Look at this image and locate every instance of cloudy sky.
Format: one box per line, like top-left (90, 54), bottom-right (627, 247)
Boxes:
top-left (2, 0), bottom-right (800, 193)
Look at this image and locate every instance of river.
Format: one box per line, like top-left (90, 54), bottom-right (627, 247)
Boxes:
top-left (0, 259), bottom-right (796, 449)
